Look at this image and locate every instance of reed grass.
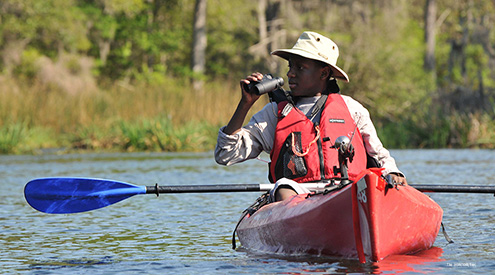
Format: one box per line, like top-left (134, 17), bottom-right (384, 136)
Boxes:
top-left (0, 122), bottom-right (26, 154)
top-left (0, 76), bottom-right (268, 154)
top-left (2, 76), bottom-right (494, 154)
top-left (378, 110), bottom-right (495, 149)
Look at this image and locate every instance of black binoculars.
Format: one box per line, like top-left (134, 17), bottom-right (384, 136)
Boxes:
top-left (242, 74), bottom-right (284, 95)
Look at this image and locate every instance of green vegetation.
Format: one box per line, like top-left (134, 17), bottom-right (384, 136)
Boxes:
top-left (0, 77), bottom-right (268, 154)
top-left (0, 122), bottom-right (26, 154)
top-left (1, 0), bottom-right (495, 154)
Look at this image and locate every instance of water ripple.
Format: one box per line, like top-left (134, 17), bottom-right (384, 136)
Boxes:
top-left (2, 150), bottom-right (495, 274)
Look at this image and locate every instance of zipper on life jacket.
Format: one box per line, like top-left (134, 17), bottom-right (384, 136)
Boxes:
top-left (314, 122), bottom-right (326, 180)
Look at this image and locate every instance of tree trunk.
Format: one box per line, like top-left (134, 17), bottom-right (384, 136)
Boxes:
top-left (98, 40), bottom-right (111, 65)
top-left (258, 0), bottom-right (268, 48)
top-left (191, 0), bottom-right (207, 91)
top-left (424, 0), bottom-right (436, 74)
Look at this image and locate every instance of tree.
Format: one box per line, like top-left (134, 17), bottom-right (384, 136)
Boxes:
top-left (0, 0), bottom-right (88, 74)
top-left (191, 0), bottom-right (207, 91)
top-left (424, 0), bottom-right (437, 74)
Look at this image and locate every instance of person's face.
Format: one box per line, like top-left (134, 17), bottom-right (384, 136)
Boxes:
top-left (286, 55), bottom-right (329, 97)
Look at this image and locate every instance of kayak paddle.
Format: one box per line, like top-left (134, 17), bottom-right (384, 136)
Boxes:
top-left (24, 177), bottom-right (495, 214)
top-left (409, 184), bottom-right (495, 194)
top-left (23, 177), bottom-right (328, 214)
top-left (24, 178), bottom-right (146, 214)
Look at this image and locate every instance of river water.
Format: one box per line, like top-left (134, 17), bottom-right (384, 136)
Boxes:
top-left (1, 149), bottom-right (495, 274)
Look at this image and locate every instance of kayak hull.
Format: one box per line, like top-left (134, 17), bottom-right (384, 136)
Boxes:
top-left (236, 169), bottom-right (443, 262)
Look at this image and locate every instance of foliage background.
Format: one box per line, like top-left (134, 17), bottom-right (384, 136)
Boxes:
top-left (1, 0), bottom-right (495, 154)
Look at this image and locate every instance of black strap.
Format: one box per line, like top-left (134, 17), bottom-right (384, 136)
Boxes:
top-left (309, 94), bottom-right (328, 120)
top-left (441, 222), bottom-right (454, 243)
top-left (268, 88), bottom-right (294, 105)
top-left (231, 192), bottom-right (271, 249)
top-left (307, 79), bottom-right (339, 120)
top-left (232, 211), bottom-right (249, 249)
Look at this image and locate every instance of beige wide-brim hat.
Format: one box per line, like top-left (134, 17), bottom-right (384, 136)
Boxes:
top-left (271, 31), bottom-right (349, 82)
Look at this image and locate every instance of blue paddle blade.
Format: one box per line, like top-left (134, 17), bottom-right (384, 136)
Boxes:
top-left (24, 177), bottom-right (146, 214)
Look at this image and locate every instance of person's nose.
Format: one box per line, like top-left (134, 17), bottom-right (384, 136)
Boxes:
top-left (287, 67), bottom-right (295, 78)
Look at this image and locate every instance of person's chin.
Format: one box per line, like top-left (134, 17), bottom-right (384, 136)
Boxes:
top-left (290, 91), bottom-right (307, 97)
top-left (289, 89), bottom-right (300, 96)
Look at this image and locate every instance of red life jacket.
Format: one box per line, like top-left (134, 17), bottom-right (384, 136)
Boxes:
top-left (269, 93), bottom-right (367, 183)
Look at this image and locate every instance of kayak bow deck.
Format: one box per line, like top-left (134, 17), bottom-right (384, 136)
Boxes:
top-left (235, 168), bottom-right (443, 262)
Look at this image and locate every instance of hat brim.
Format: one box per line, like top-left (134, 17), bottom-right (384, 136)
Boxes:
top-left (271, 49), bottom-right (349, 82)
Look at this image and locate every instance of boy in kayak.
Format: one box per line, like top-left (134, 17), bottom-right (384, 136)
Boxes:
top-left (215, 31), bottom-right (406, 201)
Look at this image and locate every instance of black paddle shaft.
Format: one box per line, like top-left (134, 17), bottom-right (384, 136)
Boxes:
top-left (410, 184), bottom-right (495, 195)
top-left (145, 183), bottom-right (495, 195)
top-left (145, 184), bottom-right (264, 195)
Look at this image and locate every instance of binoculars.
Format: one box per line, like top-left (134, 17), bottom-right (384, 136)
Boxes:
top-left (242, 74), bottom-right (284, 95)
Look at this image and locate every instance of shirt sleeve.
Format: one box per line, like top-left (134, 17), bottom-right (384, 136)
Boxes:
top-left (343, 96), bottom-right (405, 177)
top-left (214, 102), bottom-right (278, 166)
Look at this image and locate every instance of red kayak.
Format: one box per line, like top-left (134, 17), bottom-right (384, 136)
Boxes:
top-left (235, 168), bottom-right (443, 262)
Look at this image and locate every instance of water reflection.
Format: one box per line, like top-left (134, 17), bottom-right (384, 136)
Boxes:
top-left (236, 246), bottom-right (444, 274)
top-left (370, 247), bottom-right (444, 274)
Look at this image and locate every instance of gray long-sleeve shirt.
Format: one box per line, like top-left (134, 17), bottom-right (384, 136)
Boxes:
top-left (215, 95), bottom-right (403, 177)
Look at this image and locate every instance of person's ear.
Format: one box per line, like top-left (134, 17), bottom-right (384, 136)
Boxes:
top-left (321, 66), bottom-right (331, 80)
